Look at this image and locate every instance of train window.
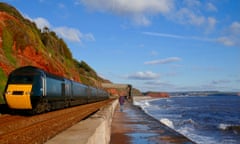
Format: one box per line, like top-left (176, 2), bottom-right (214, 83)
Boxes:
top-left (8, 74), bottom-right (38, 84)
top-left (46, 77), bottom-right (63, 97)
top-left (7, 73), bottom-right (44, 96)
top-left (32, 75), bottom-right (43, 96)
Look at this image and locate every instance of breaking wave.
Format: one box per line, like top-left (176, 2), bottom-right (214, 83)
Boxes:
top-left (160, 118), bottom-right (174, 129)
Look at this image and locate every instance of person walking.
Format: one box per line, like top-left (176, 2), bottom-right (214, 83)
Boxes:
top-left (118, 95), bottom-right (125, 112)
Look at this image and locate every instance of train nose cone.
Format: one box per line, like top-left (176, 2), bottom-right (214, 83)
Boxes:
top-left (5, 84), bottom-right (33, 109)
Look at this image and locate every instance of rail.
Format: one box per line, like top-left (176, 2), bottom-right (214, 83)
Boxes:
top-left (0, 99), bottom-right (113, 144)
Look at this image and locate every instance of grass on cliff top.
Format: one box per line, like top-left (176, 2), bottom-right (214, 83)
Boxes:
top-left (0, 2), bottom-right (24, 21)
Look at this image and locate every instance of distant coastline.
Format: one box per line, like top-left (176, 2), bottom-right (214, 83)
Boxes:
top-left (143, 92), bottom-right (169, 98)
top-left (142, 91), bottom-right (239, 98)
top-left (168, 91), bottom-right (239, 97)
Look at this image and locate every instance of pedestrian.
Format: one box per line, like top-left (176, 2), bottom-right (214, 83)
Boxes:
top-left (118, 95), bottom-right (125, 112)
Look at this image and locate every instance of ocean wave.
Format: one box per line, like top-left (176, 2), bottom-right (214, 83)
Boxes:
top-left (177, 126), bottom-right (217, 144)
top-left (133, 99), bottom-right (152, 107)
top-left (179, 118), bottom-right (198, 127)
top-left (160, 118), bottom-right (174, 129)
top-left (166, 99), bottom-right (173, 102)
top-left (218, 124), bottom-right (240, 133)
top-left (134, 99), bottom-right (161, 111)
top-left (218, 123), bottom-right (232, 130)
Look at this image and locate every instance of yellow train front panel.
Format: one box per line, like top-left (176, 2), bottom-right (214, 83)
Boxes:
top-left (5, 84), bottom-right (33, 109)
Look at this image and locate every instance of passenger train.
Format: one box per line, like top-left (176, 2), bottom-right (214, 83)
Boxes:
top-left (3, 66), bottom-right (109, 114)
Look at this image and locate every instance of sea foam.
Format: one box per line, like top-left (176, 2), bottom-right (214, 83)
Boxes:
top-left (160, 118), bottom-right (174, 129)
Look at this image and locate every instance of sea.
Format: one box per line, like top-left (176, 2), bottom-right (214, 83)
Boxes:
top-left (134, 95), bottom-right (240, 144)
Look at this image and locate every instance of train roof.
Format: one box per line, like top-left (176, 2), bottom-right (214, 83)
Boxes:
top-left (10, 66), bottom-right (64, 80)
top-left (11, 66), bottom-right (44, 74)
top-left (10, 66), bottom-right (108, 92)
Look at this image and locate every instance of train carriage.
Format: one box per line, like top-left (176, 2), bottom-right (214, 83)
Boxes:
top-left (71, 81), bottom-right (89, 106)
top-left (3, 66), bottom-right (109, 114)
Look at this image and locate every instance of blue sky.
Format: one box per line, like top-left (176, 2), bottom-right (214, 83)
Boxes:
top-left (2, 0), bottom-right (240, 92)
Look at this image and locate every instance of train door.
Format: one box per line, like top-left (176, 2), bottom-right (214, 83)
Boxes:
top-left (41, 74), bottom-right (46, 97)
top-left (86, 86), bottom-right (91, 103)
top-left (63, 80), bottom-right (71, 107)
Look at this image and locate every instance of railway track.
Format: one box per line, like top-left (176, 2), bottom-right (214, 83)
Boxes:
top-left (0, 99), bottom-right (113, 144)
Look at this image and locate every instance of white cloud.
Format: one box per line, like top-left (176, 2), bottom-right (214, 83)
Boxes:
top-left (207, 17), bottom-right (217, 30)
top-left (216, 21), bottom-right (240, 47)
top-left (84, 33), bottom-right (95, 41)
top-left (24, 14), bottom-right (51, 31)
top-left (174, 8), bottom-right (205, 26)
top-left (54, 27), bottom-right (82, 42)
top-left (217, 37), bottom-right (235, 46)
top-left (133, 15), bottom-right (151, 26)
top-left (206, 2), bottom-right (217, 12)
top-left (80, 0), bottom-right (174, 26)
top-left (144, 57), bottom-right (181, 65)
top-left (26, 15), bottom-right (95, 43)
top-left (29, 17), bottom-right (51, 30)
top-left (79, 0), bottom-right (218, 30)
top-left (143, 31), bottom-right (186, 39)
top-left (142, 32), bottom-right (214, 42)
top-left (54, 27), bottom-right (95, 42)
top-left (80, 0), bottom-right (173, 14)
top-left (165, 1), bottom-right (217, 31)
top-left (230, 21), bottom-right (240, 35)
top-left (127, 71), bottom-right (160, 80)
top-left (183, 0), bottom-right (201, 7)
top-left (143, 28), bottom-right (239, 48)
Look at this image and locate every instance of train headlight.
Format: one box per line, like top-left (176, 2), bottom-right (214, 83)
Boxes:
top-left (5, 91), bottom-right (12, 95)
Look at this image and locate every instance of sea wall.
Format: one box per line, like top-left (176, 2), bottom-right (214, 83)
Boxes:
top-left (46, 99), bottom-right (118, 144)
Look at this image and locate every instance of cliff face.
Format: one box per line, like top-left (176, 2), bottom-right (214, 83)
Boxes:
top-left (145, 92), bottom-right (169, 98)
top-left (0, 3), bottom-right (109, 103)
top-left (0, 7), bottom-right (79, 79)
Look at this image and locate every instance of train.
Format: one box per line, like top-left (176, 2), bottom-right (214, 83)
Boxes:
top-left (3, 66), bottom-right (109, 114)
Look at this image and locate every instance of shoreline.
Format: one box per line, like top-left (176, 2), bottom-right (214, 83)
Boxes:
top-left (110, 96), bottom-right (195, 144)
top-left (132, 96), bottom-right (197, 143)
top-left (133, 95), bottom-right (240, 144)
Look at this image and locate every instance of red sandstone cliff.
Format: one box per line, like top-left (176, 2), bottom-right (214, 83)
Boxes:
top-left (145, 92), bottom-right (169, 98)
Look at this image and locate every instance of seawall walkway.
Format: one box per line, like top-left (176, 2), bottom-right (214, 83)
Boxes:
top-left (46, 97), bottom-right (195, 144)
top-left (110, 99), bottom-right (195, 144)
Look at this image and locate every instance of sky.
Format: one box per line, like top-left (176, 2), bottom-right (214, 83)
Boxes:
top-left (2, 0), bottom-right (240, 92)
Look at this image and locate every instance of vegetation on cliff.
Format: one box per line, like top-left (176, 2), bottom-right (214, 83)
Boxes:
top-left (0, 3), bottom-right (109, 103)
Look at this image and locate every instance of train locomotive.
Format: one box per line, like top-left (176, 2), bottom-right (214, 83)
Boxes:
top-left (3, 66), bottom-right (109, 114)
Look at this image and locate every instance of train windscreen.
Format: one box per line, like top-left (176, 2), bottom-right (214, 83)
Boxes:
top-left (8, 73), bottom-right (39, 84)
top-left (8, 72), bottom-right (43, 96)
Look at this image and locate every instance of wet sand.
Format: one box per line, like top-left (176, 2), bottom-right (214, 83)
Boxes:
top-left (110, 101), bottom-right (195, 144)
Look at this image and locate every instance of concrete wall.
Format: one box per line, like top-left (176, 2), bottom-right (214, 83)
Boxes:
top-left (46, 99), bottom-right (118, 144)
